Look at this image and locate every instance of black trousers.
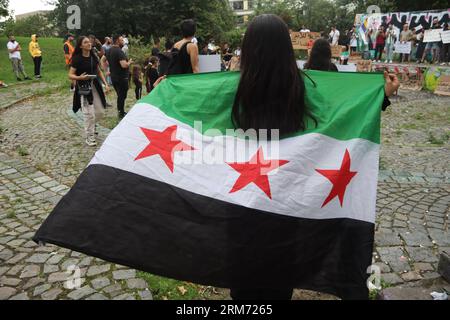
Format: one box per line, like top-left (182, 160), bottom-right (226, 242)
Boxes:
top-left (441, 43), bottom-right (450, 63)
top-left (112, 78), bottom-right (129, 116)
top-left (33, 56), bottom-right (42, 76)
top-left (230, 288), bottom-right (293, 301)
top-left (374, 44), bottom-right (384, 61)
top-left (134, 82), bottom-right (142, 100)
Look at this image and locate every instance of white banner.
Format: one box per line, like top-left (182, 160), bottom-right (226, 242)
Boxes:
top-left (441, 30), bottom-right (450, 44)
top-left (423, 29), bottom-right (443, 43)
top-left (296, 60), bottom-right (357, 72)
top-left (198, 55), bottom-right (221, 73)
top-left (394, 41), bottom-right (412, 54)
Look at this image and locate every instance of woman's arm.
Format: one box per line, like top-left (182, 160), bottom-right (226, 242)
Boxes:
top-left (69, 67), bottom-right (89, 81)
top-left (384, 71), bottom-right (400, 97)
top-left (382, 72), bottom-right (400, 111)
top-left (97, 65), bottom-right (109, 89)
top-left (188, 43), bottom-right (200, 73)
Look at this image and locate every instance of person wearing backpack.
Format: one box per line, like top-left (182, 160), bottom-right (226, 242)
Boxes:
top-left (157, 40), bottom-right (174, 76)
top-left (168, 19), bottom-right (200, 75)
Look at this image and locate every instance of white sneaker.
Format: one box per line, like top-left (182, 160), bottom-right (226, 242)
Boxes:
top-left (384, 60), bottom-right (388, 63)
top-left (389, 60), bottom-right (393, 64)
top-left (85, 138), bottom-right (97, 147)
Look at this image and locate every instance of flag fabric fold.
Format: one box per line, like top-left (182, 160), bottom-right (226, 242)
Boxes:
top-left (34, 70), bottom-right (385, 300)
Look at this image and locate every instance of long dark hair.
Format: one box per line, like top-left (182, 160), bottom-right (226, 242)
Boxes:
top-left (132, 65), bottom-right (141, 81)
top-left (232, 14), bottom-right (310, 137)
top-left (73, 36), bottom-right (98, 63)
top-left (304, 39), bottom-right (335, 71)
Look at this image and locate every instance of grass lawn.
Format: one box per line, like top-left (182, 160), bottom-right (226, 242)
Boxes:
top-left (0, 36), bottom-right (68, 86)
top-left (138, 272), bottom-right (229, 300)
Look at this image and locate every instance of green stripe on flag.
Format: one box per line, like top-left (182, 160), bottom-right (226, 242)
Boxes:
top-left (141, 70), bottom-right (384, 144)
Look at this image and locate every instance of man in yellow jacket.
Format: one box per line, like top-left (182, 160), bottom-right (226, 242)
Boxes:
top-left (29, 34), bottom-right (42, 79)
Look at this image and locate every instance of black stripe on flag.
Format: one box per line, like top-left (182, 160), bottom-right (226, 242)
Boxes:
top-left (34, 165), bottom-right (375, 300)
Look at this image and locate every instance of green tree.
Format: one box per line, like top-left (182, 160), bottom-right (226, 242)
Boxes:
top-left (0, 0), bottom-right (8, 17)
top-left (253, 0), bottom-right (297, 28)
top-left (49, 0), bottom-right (235, 43)
top-left (3, 14), bottom-right (55, 37)
top-left (252, 0), bottom-right (341, 33)
top-left (390, 0), bottom-right (449, 11)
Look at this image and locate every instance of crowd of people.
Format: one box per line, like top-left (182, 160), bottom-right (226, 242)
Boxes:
top-left (345, 19), bottom-right (449, 65)
top-left (297, 19), bottom-right (450, 66)
top-left (61, 19), bottom-right (249, 147)
top-left (2, 15), bottom-right (424, 149)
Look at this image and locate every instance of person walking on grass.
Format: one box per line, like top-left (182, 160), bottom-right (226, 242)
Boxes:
top-left (64, 34), bottom-right (76, 91)
top-left (103, 35), bottom-right (133, 119)
top-left (69, 36), bottom-right (110, 147)
top-left (29, 34), bottom-right (42, 79)
top-left (132, 64), bottom-right (143, 100)
top-left (7, 35), bottom-right (31, 82)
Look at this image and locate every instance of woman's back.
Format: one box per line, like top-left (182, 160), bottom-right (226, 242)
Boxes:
top-left (304, 39), bottom-right (338, 72)
top-left (168, 40), bottom-right (194, 75)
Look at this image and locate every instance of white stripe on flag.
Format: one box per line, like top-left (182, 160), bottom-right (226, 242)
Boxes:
top-left (90, 103), bottom-right (380, 223)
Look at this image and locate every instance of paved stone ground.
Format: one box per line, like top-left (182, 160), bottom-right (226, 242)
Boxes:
top-left (0, 90), bottom-right (153, 300)
top-left (0, 82), bottom-right (61, 111)
top-left (0, 86), bottom-right (449, 300)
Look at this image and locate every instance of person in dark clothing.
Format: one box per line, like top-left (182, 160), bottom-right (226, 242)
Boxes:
top-left (132, 65), bottom-right (143, 100)
top-left (69, 36), bottom-right (109, 147)
top-left (145, 56), bottom-right (160, 94)
top-left (305, 38), bottom-right (393, 110)
top-left (168, 19), bottom-right (200, 75)
top-left (222, 43), bottom-right (233, 70)
top-left (157, 40), bottom-right (174, 76)
top-left (415, 29), bottom-right (426, 63)
top-left (102, 35), bottom-right (133, 119)
top-left (228, 15), bottom-right (399, 300)
top-left (440, 23), bottom-right (449, 65)
top-left (422, 18), bottom-right (442, 64)
top-left (304, 39), bottom-right (338, 72)
top-left (151, 16), bottom-right (399, 300)
top-left (374, 26), bottom-right (386, 62)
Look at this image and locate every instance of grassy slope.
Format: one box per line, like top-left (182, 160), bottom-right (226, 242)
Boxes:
top-left (0, 36), bottom-right (67, 85)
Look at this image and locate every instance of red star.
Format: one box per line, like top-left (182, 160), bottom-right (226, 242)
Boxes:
top-left (227, 148), bottom-right (289, 199)
top-left (135, 125), bottom-right (195, 172)
top-left (316, 149), bottom-right (358, 208)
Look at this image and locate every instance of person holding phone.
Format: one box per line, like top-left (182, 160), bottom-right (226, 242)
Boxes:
top-left (69, 36), bottom-right (110, 147)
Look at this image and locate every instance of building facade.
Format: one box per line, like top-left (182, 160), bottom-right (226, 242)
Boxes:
top-left (229, 0), bottom-right (255, 24)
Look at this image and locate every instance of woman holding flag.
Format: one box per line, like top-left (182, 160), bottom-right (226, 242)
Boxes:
top-left (34, 14), bottom-right (400, 301)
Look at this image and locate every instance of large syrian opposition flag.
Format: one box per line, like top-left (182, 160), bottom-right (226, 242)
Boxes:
top-left (34, 70), bottom-right (385, 300)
